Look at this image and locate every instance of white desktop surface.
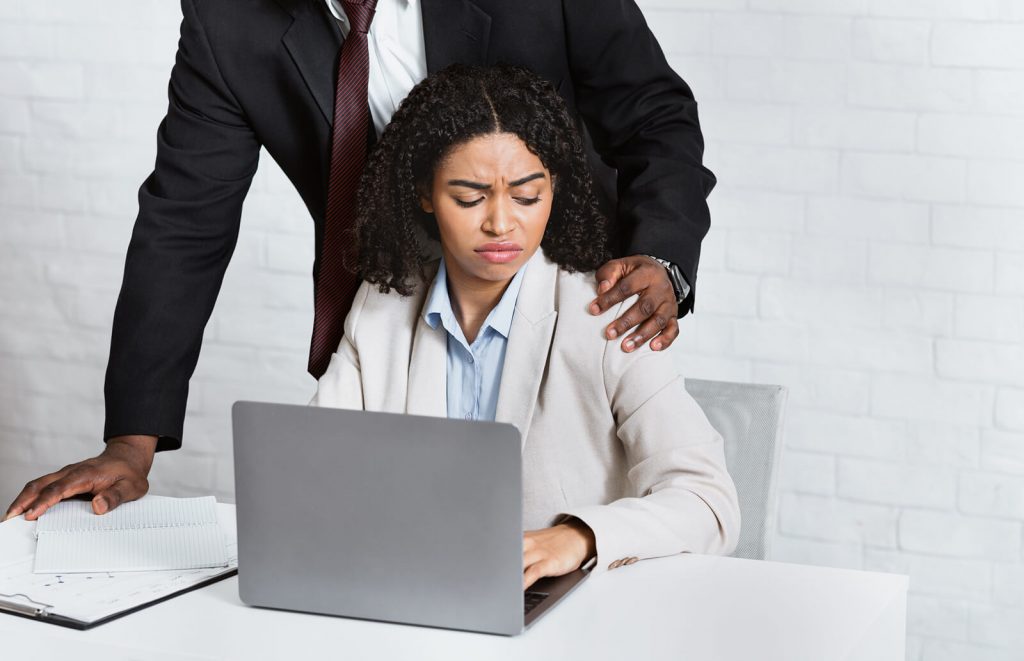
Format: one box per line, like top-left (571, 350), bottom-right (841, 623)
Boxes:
top-left (2, 504), bottom-right (907, 661)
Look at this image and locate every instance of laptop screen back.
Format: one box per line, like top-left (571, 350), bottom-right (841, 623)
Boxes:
top-left (232, 402), bottom-right (524, 635)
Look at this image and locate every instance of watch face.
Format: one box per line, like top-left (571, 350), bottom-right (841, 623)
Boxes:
top-left (645, 256), bottom-right (687, 303)
top-left (667, 267), bottom-right (687, 303)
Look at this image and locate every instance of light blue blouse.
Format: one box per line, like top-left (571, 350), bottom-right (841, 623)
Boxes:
top-left (423, 259), bottom-right (528, 422)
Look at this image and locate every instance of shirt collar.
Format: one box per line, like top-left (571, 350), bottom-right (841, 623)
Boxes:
top-left (423, 258), bottom-right (529, 341)
top-left (326, 0), bottom-right (414, 23)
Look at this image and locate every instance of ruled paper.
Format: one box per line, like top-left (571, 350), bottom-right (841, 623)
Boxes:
top-left (33, 496), bottom-right (228, 574)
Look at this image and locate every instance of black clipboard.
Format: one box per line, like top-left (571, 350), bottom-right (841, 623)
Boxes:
top-left (0, 567), bottom-right (237, 630)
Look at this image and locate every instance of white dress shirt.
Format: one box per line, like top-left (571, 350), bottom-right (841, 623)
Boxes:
top-left (325, 0), bottom-right (689, 294)
top-left (324, 0), bottom-right (428, 136)
top-left (423, 258), bottom-right (528, 423)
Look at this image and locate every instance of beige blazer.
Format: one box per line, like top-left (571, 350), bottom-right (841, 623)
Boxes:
top-left (312, 250), bottom-right (740, 574)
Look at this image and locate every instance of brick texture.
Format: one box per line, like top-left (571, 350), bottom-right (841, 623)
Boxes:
top-left (1, 2), bottom-right (1022, 659)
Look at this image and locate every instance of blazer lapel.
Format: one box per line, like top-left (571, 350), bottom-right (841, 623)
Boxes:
top-left (282, 0), bottom-right (341, 126)
top-left (406, 317), bottom-right (448, 417)
top-left (495, 253), bottom-right (559, 448)
top-left (406, 267), bottom-right (448, 418)
top-left (421, 0), bottom-right (492, 74)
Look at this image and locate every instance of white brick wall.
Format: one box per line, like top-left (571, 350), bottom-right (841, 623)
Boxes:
top-left (1, 1), bottom-right (1022, 659)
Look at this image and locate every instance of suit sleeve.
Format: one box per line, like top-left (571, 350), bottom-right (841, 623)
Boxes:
top-left (562, 0), bottom-right (715, 314)
top-left (103, 0), bottom-right (261, 450)
top-left (561, 301), bottom-right (740, 574)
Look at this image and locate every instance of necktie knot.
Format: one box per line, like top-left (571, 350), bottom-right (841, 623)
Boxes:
top-left (342, 0), bottom-right (377, 35)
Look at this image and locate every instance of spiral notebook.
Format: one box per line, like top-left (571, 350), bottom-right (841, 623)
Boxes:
top-left (0, 497), bottom-right (237, 630)
top-left (34, 496), bottom-right (228, 573)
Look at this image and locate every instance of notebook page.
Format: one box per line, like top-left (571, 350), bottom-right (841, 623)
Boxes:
top-left (0, 507), bottom-right (238, 624)
top-left (33, 496), bottom-right (228, 574)
top-left (36, 496), bottom-right (218, 533)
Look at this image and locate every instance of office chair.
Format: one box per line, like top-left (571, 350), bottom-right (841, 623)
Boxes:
top-left (684, 379), bottom-right (788, 561)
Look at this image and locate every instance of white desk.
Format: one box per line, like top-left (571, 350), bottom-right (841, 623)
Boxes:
top-left (1, 505), bottom-right (906, 661)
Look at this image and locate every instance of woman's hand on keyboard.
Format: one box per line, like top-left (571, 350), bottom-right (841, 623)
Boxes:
top-left (522, 518), bottom-right (596, 589)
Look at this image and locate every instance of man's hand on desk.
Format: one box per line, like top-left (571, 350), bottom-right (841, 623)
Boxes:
top-left (522, 518), bottom-right (596, 589)
top-left (4, 435), bottom-right (158, 521)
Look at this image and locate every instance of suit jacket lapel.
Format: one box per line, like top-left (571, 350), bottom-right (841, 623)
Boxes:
top-left (282, 0), bottom-right (341, 126)
top-left (281, 0), bottom-right (492, 126)
top-left (495, 253), bottom-right (559, 448)
top-left (421, 0), bottom-right (492, 73)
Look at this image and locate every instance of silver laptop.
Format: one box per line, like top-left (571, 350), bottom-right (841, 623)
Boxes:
top-left (231, 401), bottom-right (591, 636)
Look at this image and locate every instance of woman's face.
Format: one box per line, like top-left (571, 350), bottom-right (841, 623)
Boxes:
top-left (421, 132), bottom-right (553, 285)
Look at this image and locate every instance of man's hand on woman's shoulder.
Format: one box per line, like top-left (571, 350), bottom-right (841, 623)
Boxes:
top-left (4, 434), bottom-right (157, 521)
top-left (589, 255), bottom-right (680, 353)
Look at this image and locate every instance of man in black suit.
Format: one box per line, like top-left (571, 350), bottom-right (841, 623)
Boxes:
top-left (6, 0), bottom-right (716, 520)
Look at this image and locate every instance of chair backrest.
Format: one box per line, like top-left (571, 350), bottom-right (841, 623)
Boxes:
top-left (684, 378), bottom-right (788, 561)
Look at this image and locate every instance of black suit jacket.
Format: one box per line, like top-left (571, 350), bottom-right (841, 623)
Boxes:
top-left (104, 0), bottom-right (716, 449)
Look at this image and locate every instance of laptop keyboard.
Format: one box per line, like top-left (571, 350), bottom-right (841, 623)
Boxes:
top-left (524, 591), bottom-right (549, 615)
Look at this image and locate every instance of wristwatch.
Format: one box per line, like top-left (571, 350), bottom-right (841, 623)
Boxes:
top-left (644, 255), bottom-right (690, 305)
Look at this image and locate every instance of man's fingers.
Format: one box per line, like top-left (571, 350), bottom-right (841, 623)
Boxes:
top-left (624, 303), bottom-right (678, 352)
top-left (93, 481), bottom-right (123, 515)
top-left (590, 274), bottom-right (643, 318)
top-left (5, 481), bottom-right (47, 521)
top-left (650, 317), bottom-right (680, 352)
top-left (593, 259), bottom-right (627, 291)
top-left (94, 476), bottom-right (149, 515)
top-left (604, 289), bottom-right (663, 344)
top-left (24, 470), bottom-right (102, 521)
top-left (5, 470), bottom-right (71, 521)
top-left (590, 258), bottom-right (640, 314)
top-left (6, 449), bottom-right (154, 522)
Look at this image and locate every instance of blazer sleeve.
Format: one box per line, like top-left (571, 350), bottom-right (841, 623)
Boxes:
top-left (561, 305), bottom-right (740, 574)
top-left (103, 0), bottom-right (262, 450)
top-left (562, 0), bottom-right (716, 314)
top-left (309, 283), bottom-right (369, 411)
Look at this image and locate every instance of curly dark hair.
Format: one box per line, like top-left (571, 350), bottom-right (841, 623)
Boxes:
top-left (353, 63), bottom-right (611, 296)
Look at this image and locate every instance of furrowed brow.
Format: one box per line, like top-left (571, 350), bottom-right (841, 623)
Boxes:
top-left (447, 179), bottom-right (491, 190)
top-left (509, 172), bottom-right (545, 187)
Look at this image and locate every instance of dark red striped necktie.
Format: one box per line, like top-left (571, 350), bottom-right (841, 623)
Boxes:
top-left (308, 0), bottom-right (378, 379)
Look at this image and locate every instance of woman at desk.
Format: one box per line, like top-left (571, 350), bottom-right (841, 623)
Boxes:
top-left (312, 64), bottom-right (740, 588)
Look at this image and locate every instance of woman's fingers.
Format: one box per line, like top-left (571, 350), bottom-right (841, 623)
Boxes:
top-left (523, 565), bottom-right (540, 590)
top-left (523, 532), bottom-right (555, 587)
top-left (522, 547), bottom-right (546, 570)
top-left (522, 523), bottom-right (594, 589)
top-left (523, 559), bottom-right (552, 590)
